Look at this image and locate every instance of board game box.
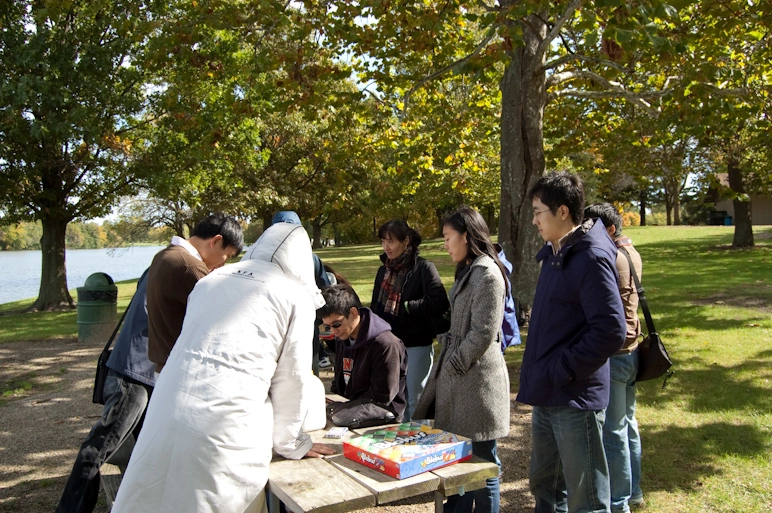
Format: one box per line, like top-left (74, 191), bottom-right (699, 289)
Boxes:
top-left (342, 422), bottom-right (473, 479)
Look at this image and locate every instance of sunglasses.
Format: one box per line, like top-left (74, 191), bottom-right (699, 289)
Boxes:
top-left (323, 320), bottom-right (344, 330)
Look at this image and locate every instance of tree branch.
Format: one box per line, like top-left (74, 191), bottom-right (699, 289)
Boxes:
top-left (402, 27), bottom-right (496, 114)
top-left (361, 82), bottom-right (399, 111)
top-left (516, 17), bottom-right (543, 38)
top-left (476, 0), bottom-right (504, 12)
top-left (548, 87), bottom-right (663, 117)
top-left (536, 0), bottom-right (582, 62)
top-left (543, 53), bottom-right (628, 73)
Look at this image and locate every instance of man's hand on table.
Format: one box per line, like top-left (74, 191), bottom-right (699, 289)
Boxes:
top-left (304, 443), bottom-right (336, 458)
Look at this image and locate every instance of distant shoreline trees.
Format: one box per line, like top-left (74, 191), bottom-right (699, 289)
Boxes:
top-left (0, 221), bottom-right (173, 251)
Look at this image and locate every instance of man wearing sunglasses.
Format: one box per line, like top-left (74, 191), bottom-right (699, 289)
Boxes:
top-left (320, 284), bottom-right (408, 422)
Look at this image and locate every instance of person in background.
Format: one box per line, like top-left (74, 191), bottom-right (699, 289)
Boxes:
top-left (271, 211), bottom-right (333, 371)
top-left (146, 212), bottom-right (244, 375)
top-left (321, 284), bottom-right (408, 423)
top-left (371, 219), bottom-right (449, 421)
top-left (111, 222), bottom-right (335, 513)
top-left (55, 271), bottom-right (154, 513)
top-left (324, 263), bottom-right (350, 287)
top-left (413, 207), bottom-right (510, 513)
top-left (585, 203), bottom-right (645, 512)
top-left (517, 172), bottom-right (626, 513)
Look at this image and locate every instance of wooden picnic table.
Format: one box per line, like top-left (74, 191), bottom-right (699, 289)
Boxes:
top-left (101, 394), bottom-right (498, 513)
top-left (268, 397), bottom-right (499, 513)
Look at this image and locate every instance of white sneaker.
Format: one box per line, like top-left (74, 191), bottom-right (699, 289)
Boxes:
top-left (319, 357), bottom-right (332, 368)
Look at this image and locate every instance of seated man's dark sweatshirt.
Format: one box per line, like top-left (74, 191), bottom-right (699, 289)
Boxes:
top-left (330, 308), bottom-right (408, 422)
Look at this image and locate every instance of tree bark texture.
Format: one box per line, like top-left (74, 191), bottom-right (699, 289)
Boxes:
top-left (312, 220), bottom-right (323, 250)
top-left (498, 14), bottom-right (548, 321)
top-left (727, 154), bottom-right (754, 248)
top-left (32, 216), bottom-right (74, 311)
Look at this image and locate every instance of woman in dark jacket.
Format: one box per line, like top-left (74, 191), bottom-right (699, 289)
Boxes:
top-left (371, 220), bottom-right (450, 421)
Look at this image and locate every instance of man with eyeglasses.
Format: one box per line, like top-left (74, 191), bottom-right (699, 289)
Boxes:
top-left (517, 172), bottom-right (626, 513)
top-left (320, 284), bottom-right (407, 422)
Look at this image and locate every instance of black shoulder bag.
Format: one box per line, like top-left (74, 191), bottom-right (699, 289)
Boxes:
top-left (619, 247), bottom-right (674, 388)
top-left (327, 398), bottom-right (396, 429)
top-left (92, 297), bottom-right (133, 404)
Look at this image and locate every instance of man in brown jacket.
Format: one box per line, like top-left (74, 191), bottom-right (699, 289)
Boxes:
top-left (585, 203), bottom-right (645, 512)
top-left (146, 212), bottom-right (243, 374)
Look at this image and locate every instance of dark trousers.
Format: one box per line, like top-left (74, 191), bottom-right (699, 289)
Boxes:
top-left (55, 370), bottom-right (151, 513)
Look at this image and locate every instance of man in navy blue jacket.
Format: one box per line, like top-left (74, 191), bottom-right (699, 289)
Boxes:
top-left (517, 172), bottom-right (626, 513)
top-left (56, 270), bottom-right (155, 513)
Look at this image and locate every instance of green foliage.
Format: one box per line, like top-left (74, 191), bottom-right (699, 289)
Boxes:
top-left (0, 0), bottom-right (174, 308)
top-left (0, 0), bottom-right (164, 225)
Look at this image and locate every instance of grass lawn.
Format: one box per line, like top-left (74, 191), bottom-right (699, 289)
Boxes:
top-left (321, 225), bottom-right (772, 513)
top-left (1, 225), bottom-right (771, 512)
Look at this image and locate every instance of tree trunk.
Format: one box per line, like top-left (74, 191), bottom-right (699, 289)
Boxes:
top-left (333, 223), bottom-right (342, 247)
top-left (31, 216), bottom-right (74, 311)
top-left (498, 13), bottom-right (547, 322)
top-left (484, 205), bottom-right (496, 235)
top-left (673, 194), bottom-right (680, 225)
top-left (639, 190), bottom-right (647, 226)
top-left (173, 218), bottom-right (186, 237)
top-left (727, 154), bottom-right (754, 247)
top-left (262, 212), bottom-right (273, 231)
top-left (312, 220), bottom-right (322, 250)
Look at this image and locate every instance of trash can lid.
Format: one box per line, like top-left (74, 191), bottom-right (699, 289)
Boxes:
top-left (82, 272), bottom-right (116, 290)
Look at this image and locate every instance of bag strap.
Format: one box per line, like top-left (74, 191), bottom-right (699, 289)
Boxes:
top-left (618, 246), bottom-right (658, 337)
top-left (99, 294), bottom-right (134, 356)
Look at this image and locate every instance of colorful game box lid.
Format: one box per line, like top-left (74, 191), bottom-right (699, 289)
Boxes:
top-left (342, 422), bottom-right (473, 479)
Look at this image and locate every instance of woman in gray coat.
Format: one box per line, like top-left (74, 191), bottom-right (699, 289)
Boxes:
top-left (413, 207), bottom-right (511, 513)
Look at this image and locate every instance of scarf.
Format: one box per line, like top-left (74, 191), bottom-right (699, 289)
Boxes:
top-left (377, 246), bottom-right (414, 318)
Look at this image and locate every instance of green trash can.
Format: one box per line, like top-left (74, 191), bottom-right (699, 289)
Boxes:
top-left (77, 273), bottom-right (118, 344)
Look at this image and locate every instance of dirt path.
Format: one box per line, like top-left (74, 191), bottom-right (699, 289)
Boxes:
top-left (0, 339), bottom-right (535, 512)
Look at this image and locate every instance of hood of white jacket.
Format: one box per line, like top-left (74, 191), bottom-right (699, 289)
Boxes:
top-left (241, 223), bottom-right (325, 309)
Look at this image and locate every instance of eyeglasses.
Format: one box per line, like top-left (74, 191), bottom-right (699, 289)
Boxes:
top-left (532, 209), bottom-right (552, 219)
top-left (323, 320), bottom-right (344, 330)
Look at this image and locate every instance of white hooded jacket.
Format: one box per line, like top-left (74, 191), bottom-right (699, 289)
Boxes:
top-left (112, 223), bottom-right (324, 513)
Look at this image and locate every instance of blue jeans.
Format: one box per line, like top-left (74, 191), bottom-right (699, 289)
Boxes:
top-left (603, 352), bottom-right (643, 513)
top-left (445, 440), bottom-right (501, 513)
top-left (55, 370), bottom-right (151, 513)
top-left (404, 345), bottom-right (434, 421)
top-left (530, 406), bottom-right (610, 513)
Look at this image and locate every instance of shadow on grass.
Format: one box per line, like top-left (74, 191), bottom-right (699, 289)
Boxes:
top-left (641, 421), bottom-right (766, 493)
top-left (635, 349), bottom-right (772, 492)
top-left (0, 475), bottom-right (71, 513)
top-left (648, 301), bottom-right (772, 334)
top-left (638, 349), bottom-right (772, 414)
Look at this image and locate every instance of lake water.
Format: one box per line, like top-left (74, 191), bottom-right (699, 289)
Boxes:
top-left (0, 246), bottom-right (166, 305)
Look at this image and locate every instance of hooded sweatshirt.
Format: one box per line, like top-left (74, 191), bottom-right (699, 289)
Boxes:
top-left (331, 308), bottom-right (408, 421)
top-left (112, 223), bottom-right (323, 513)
